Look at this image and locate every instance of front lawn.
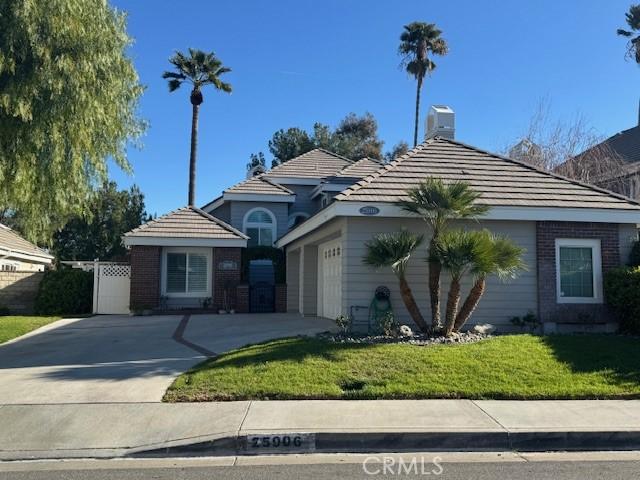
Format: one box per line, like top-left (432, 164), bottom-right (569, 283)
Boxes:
top-left (0, 316), bottom-right (62, 344)
top-left (164, 334), bottom-right (640, 401)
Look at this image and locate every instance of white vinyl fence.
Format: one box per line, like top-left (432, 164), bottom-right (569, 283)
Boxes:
top-left (92, 262), bottom-right (131, 314)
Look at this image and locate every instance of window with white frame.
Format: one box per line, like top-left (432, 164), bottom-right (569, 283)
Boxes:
top-left (555, 239), bottom-right (602, 304)
top-left (243, 208), bottom-right (276, 247)
top-left (163, 248), bottom-right (210, 296)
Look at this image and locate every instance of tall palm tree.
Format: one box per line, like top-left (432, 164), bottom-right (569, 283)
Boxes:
top-left (399, 22), bottom-right (448, 146)
top-left (399, 178), bottom-right (489, 330)
top-left (363, 230), bottom-right (430, 333)
top-left (453, 233), bottom-right (527, 332)
top-left (163, 49), bottom-right (232, 206)
top-left (618, 4), bottom-right (640, 64)
top-left (434, 230), bottom-right (483, 336)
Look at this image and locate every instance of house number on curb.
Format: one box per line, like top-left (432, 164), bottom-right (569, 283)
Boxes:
top-left (243, 433), bottom-right (316, 453)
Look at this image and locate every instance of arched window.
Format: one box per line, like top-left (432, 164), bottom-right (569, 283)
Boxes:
top-left (243, 208), bottom-right (276, 247)
top-left (288, 212), bottom-right (310, 229)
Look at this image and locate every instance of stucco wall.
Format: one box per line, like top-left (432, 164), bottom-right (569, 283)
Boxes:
top-left (342, 217), bottom-right (538, 330)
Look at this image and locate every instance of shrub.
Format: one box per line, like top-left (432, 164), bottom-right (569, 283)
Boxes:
top-left (604, 266), bottom-right (640, 334)
top-left (629, 241), bottom-right (640, 267)
top-left (0, 304), bottom-right (10, 316)
top-left (335, 314), bottom-right (351, 333)
top-left (378, 311), bottom-right (399, 336)
top-left (34, 268), bottom-right (93, 315)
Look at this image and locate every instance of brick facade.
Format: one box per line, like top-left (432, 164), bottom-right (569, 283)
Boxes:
top-left (236, 284), bottom-right (250, 313)
top-left (536, 221), bottom-right (619, 324)
top-left (0, 271), bottom-right (44, 314)
top-left (130, 246), bottom-right (161, 310)
top-left (275, 283), bottom-right (287, 313)
top-left (213, 247), bottom-right (242, 311)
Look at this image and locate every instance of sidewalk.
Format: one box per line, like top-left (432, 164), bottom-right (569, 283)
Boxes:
top-left (2, 400), bottom-right (640, 460)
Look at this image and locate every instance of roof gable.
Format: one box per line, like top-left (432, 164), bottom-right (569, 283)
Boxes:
top-left (335, 137), bottom-right (640, 210)
top-left (124, 206), bottom-right (248, 240)
top-left (336, 157), bottom-right (384, 178)
top-left (224, 176), bottom-right (294, 196)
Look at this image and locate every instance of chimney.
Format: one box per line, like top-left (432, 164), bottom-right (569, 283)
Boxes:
top-left (425, 105), bottom-right (455, 140)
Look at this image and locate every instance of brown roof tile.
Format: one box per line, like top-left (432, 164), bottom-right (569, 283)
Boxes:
top-left (335, 138), bottom-right (640, 210)
top-left (266, 149), bottom-right (353, 178)
top-left (225, 176), bottom-right (294, 196)
top-left (0, 224), bottom-right (53, 259)
top-left (125, 206), bottom-right (248, 239)
top-left (336, 157), bottom-right (384, 178)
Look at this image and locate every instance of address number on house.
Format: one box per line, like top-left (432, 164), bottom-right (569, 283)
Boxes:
top-left (244, 433), bottom-right (315, 453)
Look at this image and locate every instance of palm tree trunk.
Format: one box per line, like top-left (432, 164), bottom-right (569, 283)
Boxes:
top-left (444, 277), bottom-right (461, 336)
top-left (428, 238), bottom-right (441, 330)
top-left (413, 75), bottom-right (423, 147)
top-left (453, 276), bottom-right (486, 332)
top-left (188, 102), bottom-right (199, 206)
top-left (398, 275), bottom-right (430, 333)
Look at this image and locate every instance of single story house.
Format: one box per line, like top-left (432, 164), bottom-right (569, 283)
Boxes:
top-left (275, 136), bottom-right (640, 333)
top-left (0, 223), bottom-right (53, 272)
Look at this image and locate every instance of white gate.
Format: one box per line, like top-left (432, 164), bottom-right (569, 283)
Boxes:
top-left (93, 263), bottom-right (131, 314)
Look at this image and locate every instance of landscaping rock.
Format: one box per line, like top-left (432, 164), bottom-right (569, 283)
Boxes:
top-left (473, 323), bottom-right (496, 335)
top-left (319, 330), bottom-right (490, 346)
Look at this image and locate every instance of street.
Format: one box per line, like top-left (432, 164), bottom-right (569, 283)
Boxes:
top-left (2, 453), bottom-right (640, 479)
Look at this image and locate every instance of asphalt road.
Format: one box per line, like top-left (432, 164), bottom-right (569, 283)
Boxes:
top-left (2, 461), bottom-right (640, 480)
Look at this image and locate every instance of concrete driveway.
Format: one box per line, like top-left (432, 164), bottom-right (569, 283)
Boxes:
top-left (0, 313), bottom-right (334, 404)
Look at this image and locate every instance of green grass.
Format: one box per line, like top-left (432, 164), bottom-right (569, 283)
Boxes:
top-left (0, 316), bottom-right (62, 344)
top-left (164, 334), bottom-right (640, 402)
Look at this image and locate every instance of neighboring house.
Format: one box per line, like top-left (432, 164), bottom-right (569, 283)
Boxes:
top-left (0, 223), bottom-right (53, 272)
top-left (276, 136), bottom-right (640, 333)
top-left (571, 124), bottom-right (640, 199)
top-left (0, 223), bottom-right (53, 314)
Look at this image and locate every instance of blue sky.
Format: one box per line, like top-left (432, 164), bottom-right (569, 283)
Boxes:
top-left (110, 0), bottom-right (640, 215)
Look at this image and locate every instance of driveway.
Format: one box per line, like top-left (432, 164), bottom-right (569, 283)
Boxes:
top-left (0, 313), bottom-right (334, 404)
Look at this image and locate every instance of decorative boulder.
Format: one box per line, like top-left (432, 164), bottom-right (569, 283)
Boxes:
top-left (473, 323), bottom-right (496, 335)
top-left (399, 325), bottom-right (413, 337)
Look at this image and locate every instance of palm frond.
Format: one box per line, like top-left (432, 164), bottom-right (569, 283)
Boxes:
top-left (167, 79), bottom-right (182, 92)
top-left (363, 230), bottom-right (424, 276)
top-left (164, 48), bottom-right (233, 95)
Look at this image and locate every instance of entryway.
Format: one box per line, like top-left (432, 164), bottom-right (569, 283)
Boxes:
top-left (92, 262), bottom-right (131, 314)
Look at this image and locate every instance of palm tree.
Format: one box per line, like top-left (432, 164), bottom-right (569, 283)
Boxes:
top-left (434, 230), bottom-right (483, 336)
top-left (163, 49), bottom-right (232, 206)
top-left (399, 178), bottom-right (489, 330)
top-left (453, 233), bottom-right (527, 332)
top-left (399, 22), bottom-right (448, 146)
top-left (618, 4), bottom-right (640, 64)
top-left (363, 230), bottom-right (430, 333)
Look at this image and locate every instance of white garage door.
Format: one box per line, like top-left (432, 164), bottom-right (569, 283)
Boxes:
top-left (320, 239), bottom-right (342, 319)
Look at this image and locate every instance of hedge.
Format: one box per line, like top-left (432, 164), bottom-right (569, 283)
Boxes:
top-left (34, 268), bottom-right (93, 315)
top-left (604, 266), bottom-right (640, 334)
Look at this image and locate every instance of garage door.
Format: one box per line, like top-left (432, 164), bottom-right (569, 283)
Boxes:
top-left (320, 239), bottom-right (342, 319)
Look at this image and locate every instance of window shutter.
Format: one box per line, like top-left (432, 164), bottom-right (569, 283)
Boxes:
top-left (187, 253), bottom-right (208, 293)
top-left (166, 253), bottom-right (187, 293)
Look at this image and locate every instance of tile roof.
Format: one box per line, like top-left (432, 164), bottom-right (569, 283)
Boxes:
top-left (124, 206), bottom-right (248, 240)
top-left (335, 137), bottom-right (640, 210)
top-left (577, 125), bottom-right (640, 164)
top-left (266, 149), bottom-right (353, 178)
top-left (224, 176), bottom-right (294, 196)
top-left (0, 224), bottom-right (53, 260)
top-left (336, 157), bottom-right (384, 178)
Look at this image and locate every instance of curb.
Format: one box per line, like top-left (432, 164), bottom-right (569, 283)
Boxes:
top-left (132, 430), bottom-right (640, 458)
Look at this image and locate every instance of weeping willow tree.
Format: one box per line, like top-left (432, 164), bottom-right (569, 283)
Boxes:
top-left (0, 0), bottom-right (145, 243)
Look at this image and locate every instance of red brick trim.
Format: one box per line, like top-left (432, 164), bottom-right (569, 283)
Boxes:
top-left (213, 247), bottom-right (242, 311)
top-left (536, 222), bottom-right (619, 324)
top-left (130, 246), bottom-right (161, 310)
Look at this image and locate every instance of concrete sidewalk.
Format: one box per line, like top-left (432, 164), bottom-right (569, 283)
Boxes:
top-left (2, 400), bottom-right (640, 460)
